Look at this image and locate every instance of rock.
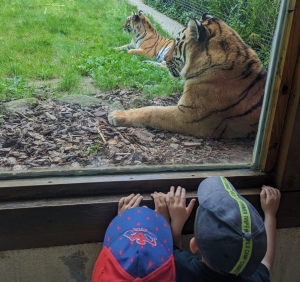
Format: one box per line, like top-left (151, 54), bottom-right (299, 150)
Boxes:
top-left (2, 98), bottom-right (38, 114)
top-left (13, 165), bottom-right (27, 170)
top-left (130, 96), bottom-right (144, 107)
top-left (59, 94), bottom-right (102, 107)
top-left (170, 143), bottom-right (179, 150)
top-left (8, 157), bottom-right (17, 165)
top-left (45, 112), bottom-right (57, 120)
top-left (93, 110), bottom-right (106, 117)
top-left (109, 101), bottom-right (124, 111)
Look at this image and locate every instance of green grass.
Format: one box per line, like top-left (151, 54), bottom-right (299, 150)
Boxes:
top-left (144, 0), bottom-right (280, 70)
top-left (82, 140), bottom-right (103, 156)
top-left (0, 0), bottom-right (183, 101)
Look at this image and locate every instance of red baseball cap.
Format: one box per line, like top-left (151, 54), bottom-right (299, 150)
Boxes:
top-left (92, 207), bottom-right (175, 281)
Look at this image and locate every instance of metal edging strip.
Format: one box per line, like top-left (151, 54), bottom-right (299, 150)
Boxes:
top-left (252, 0), bottom-right (292, 169)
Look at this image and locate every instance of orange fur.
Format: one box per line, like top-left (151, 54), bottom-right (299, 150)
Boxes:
top-left (117, 10), bottom-right (172, 64)
top-left (110, 14), bottom-right (267, 139)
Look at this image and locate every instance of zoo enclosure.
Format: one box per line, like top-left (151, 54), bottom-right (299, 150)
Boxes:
top-left (144, 0), bottom-right (282, 69)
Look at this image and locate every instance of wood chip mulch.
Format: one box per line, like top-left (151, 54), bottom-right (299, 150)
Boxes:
top-left (0, 89), bottom-right (255, 171)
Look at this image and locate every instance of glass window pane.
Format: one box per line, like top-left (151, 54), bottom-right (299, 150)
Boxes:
top-left (0, 0), bottom-right (286, 177)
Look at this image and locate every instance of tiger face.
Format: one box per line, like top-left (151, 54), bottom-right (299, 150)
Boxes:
top-left (123, 16), bottom-right (133, 33)
top-left (164, 28), bottom-right (189, 78)
top-left (165, 14), bottom-right (260, 81)
top-left (122, 11), bottom-right (144, 34)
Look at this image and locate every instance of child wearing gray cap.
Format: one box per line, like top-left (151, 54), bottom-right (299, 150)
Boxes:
top-left (166, 176), bottom-right (281, 281)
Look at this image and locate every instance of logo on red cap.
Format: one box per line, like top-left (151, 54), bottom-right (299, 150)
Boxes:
top-left (124, 228), bottom-right (157, 246)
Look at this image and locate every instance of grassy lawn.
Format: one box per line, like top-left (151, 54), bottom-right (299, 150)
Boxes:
top-left (0, 0), bottom-right (183, 101)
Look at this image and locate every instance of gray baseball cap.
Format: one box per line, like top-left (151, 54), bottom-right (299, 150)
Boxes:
top-left (195, 176), bottom-right (267, 277)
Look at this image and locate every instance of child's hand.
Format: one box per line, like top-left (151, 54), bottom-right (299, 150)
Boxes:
top-left (118, 193), bottom-right (143, 214)
top-left (151, 192), bottom-right (170, 224)
top-left (260, 185), bottom-right (280, 272)
top-left (166, 186), bottom-right (196, 238)
top-left (260, 185), bottom-right (281, 218)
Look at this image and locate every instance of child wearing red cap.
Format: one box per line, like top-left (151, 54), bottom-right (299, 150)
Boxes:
top-left (92, 193), bottom-right (175, 282)
top-left (166, 176), bottom-right (281, 281)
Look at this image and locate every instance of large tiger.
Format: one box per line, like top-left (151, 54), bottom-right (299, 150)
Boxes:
top-left (116, 10), bottom-right (173, 66)
top-left (109, 14), bottom-right (267, 139)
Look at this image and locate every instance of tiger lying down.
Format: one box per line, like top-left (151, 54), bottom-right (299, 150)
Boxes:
top-left (116, 10), bottom-right (172, 67)
top-left (109, 13), bottom-right (267, 139)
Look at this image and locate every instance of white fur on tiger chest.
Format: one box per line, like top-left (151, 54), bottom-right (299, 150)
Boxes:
top-left (156, 48), bottom-right (170, 63)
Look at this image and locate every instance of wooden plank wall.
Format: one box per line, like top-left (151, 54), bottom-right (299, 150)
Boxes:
top-left (0, 189), bottom-right (299, 251)
top-left (275, 40), bottom-right (300, 190)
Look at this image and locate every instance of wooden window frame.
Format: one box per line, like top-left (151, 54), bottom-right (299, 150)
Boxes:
top-left (1, 0), bottom-right (300, 251)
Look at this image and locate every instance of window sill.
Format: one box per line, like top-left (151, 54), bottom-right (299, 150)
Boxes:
top-left (1, 169), bottom-right (299, 251)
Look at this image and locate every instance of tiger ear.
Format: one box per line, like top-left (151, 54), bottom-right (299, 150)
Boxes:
top-left (132, 11), bottom-right (140, 22)
top-left (188, 19), bottom-right (205, 41)
top-left (138, 10), bottom-right (144, 15)
top-left (188, 19), bottom-right (209, 41)
top-left (202, 13), bottom-right (213, 20)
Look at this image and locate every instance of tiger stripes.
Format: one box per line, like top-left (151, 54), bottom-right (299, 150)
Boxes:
top-left (109, 13), bottom-right (267, 139)
top-left (116, 10), bottom-right (173, 66)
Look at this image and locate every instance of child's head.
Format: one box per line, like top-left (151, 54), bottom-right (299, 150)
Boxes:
top-left (191, 176), bottom-right (267, 277)
top-left (92, 206), bottom-right (175, 282)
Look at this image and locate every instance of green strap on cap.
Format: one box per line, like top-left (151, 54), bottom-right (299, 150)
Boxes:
top-left (220, 176), bottom-right (253, 275)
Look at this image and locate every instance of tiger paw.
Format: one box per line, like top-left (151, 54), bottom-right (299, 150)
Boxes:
top-left (108, 110), bottom-right (128, 127)
top-left (115, 45), bottom-right (131, 51)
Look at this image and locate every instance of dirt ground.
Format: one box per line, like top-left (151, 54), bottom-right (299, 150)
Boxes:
top-left (0, 80), bottom-right (255, 171)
